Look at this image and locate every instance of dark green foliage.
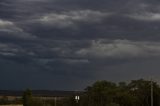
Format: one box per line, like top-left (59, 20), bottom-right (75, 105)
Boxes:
top-left (23, 89), bottom-right (33, 106)
top-left (79, 79), bottom-right (160, 106)
top-left (19, 79), bottom-right (160, 106)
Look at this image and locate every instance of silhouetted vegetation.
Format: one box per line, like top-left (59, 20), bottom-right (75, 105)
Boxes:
top-left (2, 79), bottom-right (160, 106)
top-left (23, 89), bottom-right (33, 106)
top-left (58, 79), bottom-right (160, 106)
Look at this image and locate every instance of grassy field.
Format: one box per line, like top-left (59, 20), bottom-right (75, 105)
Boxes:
top-left (0, 104), bottom-right (23, 106)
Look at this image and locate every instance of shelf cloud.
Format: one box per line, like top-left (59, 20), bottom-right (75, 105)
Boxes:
top-left (0, 0), bottom-right (160, 90)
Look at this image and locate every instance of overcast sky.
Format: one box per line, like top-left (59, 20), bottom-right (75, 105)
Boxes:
top-left (1, 0), bottom-right (160, 90)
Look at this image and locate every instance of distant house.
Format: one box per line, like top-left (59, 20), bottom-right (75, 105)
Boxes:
top-left (0, 90), bottom-right (83, 101)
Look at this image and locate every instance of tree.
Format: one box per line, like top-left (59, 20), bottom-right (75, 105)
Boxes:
top-left (85, 80), bottom-right (118, 106)
top-left (128, 79), bottom-right (160, 106)
top-left (23, 89), bottom-right (33, 106)
top-left (82, 79), bottom-right (160, 106)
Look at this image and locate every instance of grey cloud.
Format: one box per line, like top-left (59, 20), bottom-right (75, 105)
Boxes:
top-left (61, 58), bottom-right (89, 64)
top-left (91, 58), bottom-right (160, 83)
top-left (36, 58), bottom-right (89, 65)
top-left (127, 12), bottom-right (160, 21)
top-left (2, 0), bottom-right (160, 40)
top-left (36, 10), bottom-right (112, 28)
top-left (0, 43), bottom-right (19, 56)
top-left (22, 39), bottom-right (160, 62)
top-left (76, 39), bottom-right (160, 59)
top-left (0, 19), bottom-right (22, 32)
top-left (0, 19), bottom-right (37, 39)
top-left (1, 0), bottom-right (160, 90)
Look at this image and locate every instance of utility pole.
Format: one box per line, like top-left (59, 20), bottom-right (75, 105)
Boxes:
top-left (151, 79), bottom-right (153, 106)
top-left (55, 97), bottom-right (57, 106)
top-left (43, 97), bottom-right (46, 106)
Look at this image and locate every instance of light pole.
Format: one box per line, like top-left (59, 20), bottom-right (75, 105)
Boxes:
top-left (151, 79), bottom-right (153, 106)
top-left (75, 95), bottom-right (80, 103)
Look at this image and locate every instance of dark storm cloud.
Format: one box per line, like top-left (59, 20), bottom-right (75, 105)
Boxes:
top-left (1, 0), bottom-right (160, 90)
top-left (7, 0), bottom-right (159, 40)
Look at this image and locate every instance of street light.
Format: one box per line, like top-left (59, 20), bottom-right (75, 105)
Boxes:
top-left (75, 95), bottom-right (80, 103)
top-left (151, 79), bottom-right (153, 106)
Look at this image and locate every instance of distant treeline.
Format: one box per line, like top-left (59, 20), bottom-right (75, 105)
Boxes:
top-left (80, 79), bottom-right (159, 106)
top-left (1, 79), bottom-right (160, 106)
